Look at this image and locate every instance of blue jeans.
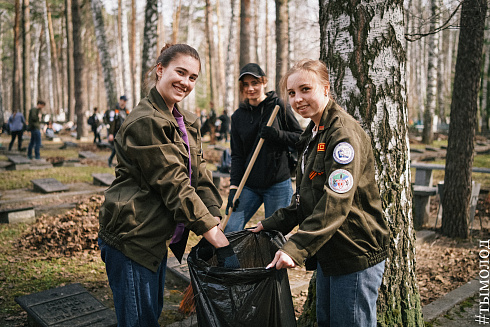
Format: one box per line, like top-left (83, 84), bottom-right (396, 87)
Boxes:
top-left (27, 129), bottom-right (41, 159)
top-left (98, 239), bottom-right (167, 327)
top-left (224, 179), bottom-right (294, 232)
top-left (316, 260), bottom-right (385, 327)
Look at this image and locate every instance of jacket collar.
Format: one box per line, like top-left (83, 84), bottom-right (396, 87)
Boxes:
top-left (298, 98), bottom-right (337, 147)
top-left (148, 87), bottom-right (195, 126)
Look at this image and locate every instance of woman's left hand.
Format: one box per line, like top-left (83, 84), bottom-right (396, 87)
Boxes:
top-left (266, 250), bottom-right (296, 270)
top-left (250, 221), bottom-right (264, 233)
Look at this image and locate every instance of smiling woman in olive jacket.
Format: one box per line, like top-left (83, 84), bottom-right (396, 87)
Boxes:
top-left (98, 44), bottom-right (239, 327)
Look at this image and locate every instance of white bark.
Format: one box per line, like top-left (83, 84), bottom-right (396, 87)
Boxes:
top-left (141, 0), bottom-right (158, 96)
top-left (224, 0), bottom-right (238, 115)
top-left (320, 0), bottom-right (422, 324)
top-left (91, 0), bottom-right (117, 109)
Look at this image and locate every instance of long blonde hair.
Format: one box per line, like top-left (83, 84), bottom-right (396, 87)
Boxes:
top-left (279, 59), bottom-right (331, 101)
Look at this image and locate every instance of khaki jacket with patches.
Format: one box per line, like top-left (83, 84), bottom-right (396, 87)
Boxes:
top-left (261, 99), bottom-right (389, 275)
top-left (98, 87), bottom-right (222, 272)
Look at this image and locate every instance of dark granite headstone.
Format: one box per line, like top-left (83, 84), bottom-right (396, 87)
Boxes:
top-left (0, 206), bottom-right (35, 224)
top-left (92, 173), bottom-right (115, 186)
top-left (15, 283), bottom-right (117, 327)
top-left (31, 178), bottom-right (69, 193)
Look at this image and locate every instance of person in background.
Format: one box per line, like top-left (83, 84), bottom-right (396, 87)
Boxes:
top-left (88, 107), bottom-right (102, 143)
top-left (107, 107), bottom-right (125, 167)
top-left (8, 109), bottom-right (26, 151)
top-left (218, 109), bottom-right (230, 142)
top-left (252, 59), bottom-right (389, 327)
top-left (98, 43), bottom-right (239, 327)
top-left (117, 95), bottom-right (130, 118)
top-left (224, 63), bottom-right (303, 232)
top-left (27, 100), bottom-right (46, 160)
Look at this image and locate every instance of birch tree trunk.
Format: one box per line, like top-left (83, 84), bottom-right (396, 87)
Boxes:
top-left (441, 0), bottom-right (487, 239)
top-left (141, 0), bottom-right (158, 97)
top-left (422, 0), bottom-right (439, 144)
top-left (224, 0), bottom-right (238, 115)
top-left (298, 1), bottom-right (423, 325)
top-left (22, 0), bottom-right (31, 114)
top-left (0, 14), bottom-right (4, 124)
top-left (32, 27), bottom-right (41, 112)
top-left (275, 0), bottom-right (288, 95)
top-left (65, 0), bottom-right (75, 121)
top-left (480, 26), bottom-right (489, 132)
top-left (239, 0), bottom-right (252, 69)
top-left (130, 0), bottom-right (141, 105)
top-left (72, 0), bottom-right (86, 139)
top-left (216, 0), bottom-right (225, 110)
top-left (13, 0), bottom-right (22, 113)
top-left (205, 0), bottom-right (218, 116)
top-left (91, 0), bottom-right (117, 110)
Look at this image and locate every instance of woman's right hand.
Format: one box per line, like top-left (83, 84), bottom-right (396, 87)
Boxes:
top-left (250, 221), bottom-right (264, 233)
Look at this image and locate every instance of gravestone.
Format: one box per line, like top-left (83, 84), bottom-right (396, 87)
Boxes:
top-left (92, 173), bottom-right (115, 186)
top-left (62, 159), bottom-right (84, 167)
top-left (31, 178), bottom-right (69, 193)
top-left (6, 155), bottom-right (31, 170)
top-left (15, 283), bottom-right (117, 327)
top-left (78, 151), bottom-right (99, 160)
top-left (0, 206), bottom-right (35, 224)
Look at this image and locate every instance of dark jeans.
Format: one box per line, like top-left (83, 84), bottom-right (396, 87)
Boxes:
top-left (93, 129), bottom-right (101, 143)
top-left (9, 130), bottom-right (24, 151)
top-left (27, 129), bottom-right (41, 159)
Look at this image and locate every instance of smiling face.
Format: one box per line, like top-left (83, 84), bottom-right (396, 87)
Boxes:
top-left (286, 71), bottom-right (330, 126)
top-left (155, 54), bottom-right (200, 109)
top-left (240, 75), bottom-right (267, 106)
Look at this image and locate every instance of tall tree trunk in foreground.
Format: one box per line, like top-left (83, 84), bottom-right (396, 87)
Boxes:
top-left (441, 0), bottom-right (487, 239)
top-left (299, 1), bottom-right (424, 326)
top-left (141, 0), bottom-right (158, 97)
top-left (119, 0), bottom-right (132, 109)
top-left (275, 0), bottom-right (288, 95)
top-left (72, 0), bottom-right (86, 139)
top-left (43, 0), bottom-right (55, 116)
top-left (91, 0), bottom-right (117, 110)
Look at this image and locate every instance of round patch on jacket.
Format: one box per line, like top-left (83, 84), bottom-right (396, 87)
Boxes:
top-left (333, 142), bottom-right (354, 164)
top-left (328, 169), bottom-right (353, 193)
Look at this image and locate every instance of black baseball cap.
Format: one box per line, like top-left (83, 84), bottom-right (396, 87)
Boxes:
top-left (239, 63), bottom-right (266, 80)
top-left (120, 95), bottom-right (128, 101)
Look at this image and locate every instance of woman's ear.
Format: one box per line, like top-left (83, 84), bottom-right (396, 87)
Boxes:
top-left (324, 83), bottom-right (330, 96)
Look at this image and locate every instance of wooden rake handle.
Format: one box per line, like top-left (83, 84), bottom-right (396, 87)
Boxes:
top-left (221, 105), bottom-right (281, 230)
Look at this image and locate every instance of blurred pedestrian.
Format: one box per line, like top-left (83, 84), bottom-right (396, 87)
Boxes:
top-left (8, 110), bottom-right (26, 151)
top-left (27, 100), bottom-right (46, 160)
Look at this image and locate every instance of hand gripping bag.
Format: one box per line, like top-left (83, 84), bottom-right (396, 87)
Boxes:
top-left (187, 229), bottom-right (297, 327)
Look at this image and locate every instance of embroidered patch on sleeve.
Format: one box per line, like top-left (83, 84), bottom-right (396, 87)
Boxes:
top-left (317, 143), bottom-right (325, 152)
top-left (328, 169), bottom-right (353, 193)
top-left (333, 142), bottom-right (354, 164)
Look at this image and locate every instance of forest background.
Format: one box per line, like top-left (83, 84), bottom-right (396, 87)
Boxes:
top-left (0, 0), bottom-right (489, 326)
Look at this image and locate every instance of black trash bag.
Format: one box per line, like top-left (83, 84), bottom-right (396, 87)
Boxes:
top-left (188, 229), bottom-right (297, 327)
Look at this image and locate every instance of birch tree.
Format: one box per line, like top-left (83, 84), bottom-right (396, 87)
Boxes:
top-left (441, 0), bottom-right (487, 239)
top-left (141, 0), bottom-right (158, 97)
top-left (298, 1), bottom-right (423, 325)
top-left (91, 0), bottom-right (117, 110)
top-left (224, 0), bottom-right (239, 115)
top-left (42, 0), bottom-right (54, 116)
top-left (130, 0), bottom-right (140, 106)
top-left (422, 0), bottom-right (440, 144)
top-left (0, 13), bottom-right (4, 124)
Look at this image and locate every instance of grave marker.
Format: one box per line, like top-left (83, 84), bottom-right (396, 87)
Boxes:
top-left (31, 178), bottom-right (69, 193)
top-left (92, 173), bottom-right (115, 186)
top-left (0, 206), bottom-right (35, 224)
top-left (6, 155), bottom-right (31, 170)
top-left (15, 283), bottom-right (117, 327)
top-left (78, 151), bottom-right (99, 160)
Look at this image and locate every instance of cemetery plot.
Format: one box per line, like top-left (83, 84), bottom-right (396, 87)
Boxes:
top-left (92, 173), bottom-right (115, 186)
top-left (31, 178), bottom-right (69, 193)
top-left (15, 283), bottom-right (117, 327)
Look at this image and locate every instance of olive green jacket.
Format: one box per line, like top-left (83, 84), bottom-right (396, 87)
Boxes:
top-left (261, 99), bottom-right (389, 275)
top-left (98, 87), bottom-right (222, 272)
top-left (28, 107), bottom-right (41, 130)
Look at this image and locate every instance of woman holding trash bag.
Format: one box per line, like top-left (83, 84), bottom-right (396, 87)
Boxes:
top-left (98, 44), bottom-right (239, 327)
top-left (224, 63), bottom-right (303, 232)
top-left (252, 59), bottom-right (389, 327)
